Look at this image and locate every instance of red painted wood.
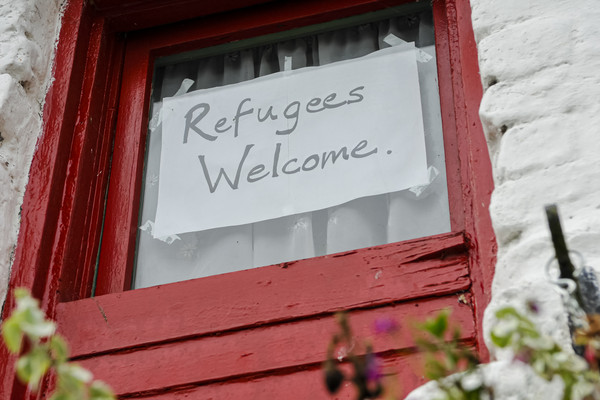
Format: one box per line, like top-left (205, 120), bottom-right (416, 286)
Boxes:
top-left (96, 0), bottom-right (468, 296)
top-left (124, 350), bottom-right (454, 400)
top-left (456, 0), bottom-right (496, 361)
top-left (78, 296), bottom-right (474, 396)
top-left (95, 40), bottom-right (151, 294)
top-left (72, 29), bottom-right (125, 299)
top-left (432, 0), bottom-right (464, 233)
top-left (96, 0), bottom-right (415, 33)
top-left (0, 2), bottom-right (124, 399)
top-left (0, 0), bottom-right (92, 398)
top-left (440, 0), bottom-right (496, 359)
top-left (94, 0), bottom-right (268, 13)
top-left (96, 0), bottom-right (273, 32)
top-left (123, 0), bottom-right (416, 59)
top-left (47, 18), bottom-right (104, 302)
top-left (60, 233), bottom-right (468, 357)
top-left (49, 18), bottom-right (125, 303)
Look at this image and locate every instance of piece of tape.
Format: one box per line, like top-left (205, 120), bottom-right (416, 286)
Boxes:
top-left (148, 102), bottom-right (163, 133)
top-left (174, 78), bottom-right (195, 96)
top-left (415, 50), bottom-right (433, 63)
top-left (383, 33), bottom-right (406, 47)
top-left (149, 78), bottom-right (195, 133)
top-left (408, 165), bottom-right (440, 198)
top-left (284, 56), bottom-right (293, 71)
top-left (383, 34), bottom-right (433, 63)
top-left (140, 220), bottom-right (181, 244)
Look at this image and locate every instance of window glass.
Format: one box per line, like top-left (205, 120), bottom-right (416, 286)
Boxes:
top-left (133, 7), bottom-right (450, 289)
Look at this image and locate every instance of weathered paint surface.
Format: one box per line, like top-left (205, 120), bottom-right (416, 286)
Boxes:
top-left (59, 233), bottom-right (470, 357)
top-left (76, 297), bottom-right (474, 397)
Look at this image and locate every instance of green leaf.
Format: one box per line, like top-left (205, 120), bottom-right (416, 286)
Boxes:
top-left (18, 306), bottom-right (55, 340)
top-left (50, 335), bottom-right (70, 363)
top-left (519, 325), bottom-right (542, 339)
top-left (424, 356), bottom-right (447, 380)
top-left (56, 365), bottom-right (87, 399)
top-left (15, 293), bottom-right (41, 315)
top-left (490, 330), bottom-right (511, 348)
top-left (16, 347), bottom-right (51, 391)
top-left (15, 355), bottom-right (33, 383)
top-left (414, 337), bottom-right (441, 352)
top-left (48, 392), bottom-right (73, 400)
top-left (452, 327), bottom-right (461, 341)
top-left (444, 349), bottom-right (458, 370)
top-left (59, 363), bottom-right (93, 384)
top-left (89, 380), bottom-right (116, 400)
top-left (494, 306), bottom-right (520, 319)
top-left (20, 319), bottom-right (56, 339)
top-left (14, 288), bottom-right (32, 301)
top-left (2, 317), bottom-right (24, 353)
top-left (424, 312), bottom-right (449, 339)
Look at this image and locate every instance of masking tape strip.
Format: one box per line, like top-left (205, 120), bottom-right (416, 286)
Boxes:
top-left (174, 78), bottom-right (195, 96)
top-left (408, 165), bottom-right (440, 198)
top-left (383, 34), bottom-right (433, 63)
top-left (284, 56), bottom-right (293, 71)
top-left (148, 103), bottom-right (162, 133)
top-left (140, 220), bottom-right (181, 244)
top-left (149, 79), bottom-right (196, 133)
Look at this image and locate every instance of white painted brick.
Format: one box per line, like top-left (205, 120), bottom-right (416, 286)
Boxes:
top-left (490, 163), bottom-right (600, 246)
top-left (495, 116), bottom-right (581, 183)
top-left (0, 35), bottom-right (43, 88)
top-left (480, 66), bottom-right (579, 132)
top-left (477, 17), bottom-right (574, 85)
top-left (469, 0), bottom-right (573, 42)
top-left (0, 0), bottom-right (63, 307)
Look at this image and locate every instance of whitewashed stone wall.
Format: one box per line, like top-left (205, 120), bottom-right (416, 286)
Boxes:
top-left (475, 0), bottom-right (600, 354)
top-left (409, 0), bottom-right (600, 398)
top-left (0, 0), bottom-right (64, 306)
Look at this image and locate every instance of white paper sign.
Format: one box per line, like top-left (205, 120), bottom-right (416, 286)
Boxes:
top-left (154, 44), bottom-right (428, 238)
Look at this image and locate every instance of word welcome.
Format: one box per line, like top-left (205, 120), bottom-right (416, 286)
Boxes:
top-left (199, 139), bottom-right (378, 193)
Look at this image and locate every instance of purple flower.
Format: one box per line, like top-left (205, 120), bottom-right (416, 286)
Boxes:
top-left (373, 317), bottom-right (400, 335)
top-left (584, 344), bottom-right (597, 367)
top-left (526, 299), bottom-right (541, 314)
top-left (365, 352), bottom-right (382, 384)
top-left (514, 348), bottom-right (533, 364)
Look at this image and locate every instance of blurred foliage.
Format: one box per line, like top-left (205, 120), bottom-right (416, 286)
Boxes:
top-left (491, 306), bottom-right (600, 400)
top-left (324, 304), bottom-right (600, 400)
top-left (323, 313), bottom-right (385, 400)
top-left (1, 288), bottom-right (115, 400)
top-left (414, 310), bottom-right (490, 400)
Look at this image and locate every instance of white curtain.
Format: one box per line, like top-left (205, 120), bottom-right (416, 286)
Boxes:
top-left (134, 11), bottom-right (450, 289)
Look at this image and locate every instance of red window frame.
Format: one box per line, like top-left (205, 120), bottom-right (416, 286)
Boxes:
top-left (0, 0), bottom-right (495, 398)
top-left (97, 0), bottom-right (468, 295)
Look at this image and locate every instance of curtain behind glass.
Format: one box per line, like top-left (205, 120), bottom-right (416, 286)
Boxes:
top-left (134, 11), bottom-right (450, 289)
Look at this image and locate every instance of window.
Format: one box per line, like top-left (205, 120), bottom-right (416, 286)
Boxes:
top-left (133, 6), bottom-right (452, 288)
top-left (1, 0), bottom-right (495, 398)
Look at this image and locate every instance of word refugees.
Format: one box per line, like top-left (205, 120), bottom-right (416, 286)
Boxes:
top-left (183, 86), bottom-right (365, 142)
